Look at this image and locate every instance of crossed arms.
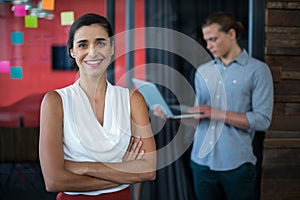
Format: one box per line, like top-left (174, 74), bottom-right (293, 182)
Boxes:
top-left (39, 90), bottom-right (156, 192)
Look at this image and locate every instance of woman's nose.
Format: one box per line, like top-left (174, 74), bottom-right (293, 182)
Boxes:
top-left (88, 45), bottom-right (98, 56)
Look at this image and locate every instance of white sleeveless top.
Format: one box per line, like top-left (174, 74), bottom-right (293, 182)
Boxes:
top-left (56, 79), bottom-right (131, 195)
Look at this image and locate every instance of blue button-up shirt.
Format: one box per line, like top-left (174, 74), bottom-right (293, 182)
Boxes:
top-left (191, 50), bottom-right (273, 170)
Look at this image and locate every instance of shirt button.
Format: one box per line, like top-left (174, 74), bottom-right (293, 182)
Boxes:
top-left (233, 80), bottom-right (237, 84)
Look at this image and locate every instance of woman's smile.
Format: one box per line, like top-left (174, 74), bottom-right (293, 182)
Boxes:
top-left (84, 59), bottom-right (103, 67)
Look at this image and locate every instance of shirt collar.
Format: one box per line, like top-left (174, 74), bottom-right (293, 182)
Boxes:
top-left (235, 49), bottom-right (249, 66)
top-left (214, 49), bottom-right (249, 66)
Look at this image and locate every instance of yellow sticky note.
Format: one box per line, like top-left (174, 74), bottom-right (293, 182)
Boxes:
top-left (61, 11), bottom-right (74, 26)
top-left (25, 16), bottom-right (38, 28)
top-left (42, 0), bottom-right (55, 10)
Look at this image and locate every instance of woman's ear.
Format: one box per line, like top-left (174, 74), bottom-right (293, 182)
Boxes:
top-left (70, 49), bottom-right (75, 58)
top-left (110, 41), bottom-right (115, 56)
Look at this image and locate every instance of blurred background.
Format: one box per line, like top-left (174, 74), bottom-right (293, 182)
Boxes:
top-left (0, 0), bottom-right (299, 199)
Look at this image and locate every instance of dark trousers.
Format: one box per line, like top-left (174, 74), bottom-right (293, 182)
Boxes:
top-left (190, 161), bottom-right (257, 200)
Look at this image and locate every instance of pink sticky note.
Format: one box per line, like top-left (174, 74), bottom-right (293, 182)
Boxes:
top-left (14, 5), bottom-right (26, 17)
top-left (0, 61), bottom-right (10, 73)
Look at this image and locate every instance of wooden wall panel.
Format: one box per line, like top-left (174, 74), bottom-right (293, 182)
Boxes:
top-left (262, 139), bottom-right (300, 200)
top-left (274, 81), bottom-right (300, 95)
top-left (274, 95), bottom-right (300, 102)
top-left (263, 1), bottom-right (300, 199)
top-left (269, 116), bottom-right (300, 131)
top-left (0, 127), bottom-right (39, 162)
top-left (265, 0), bottom-right (300, 134)
top-left (266, 55), bottom-right (300, 69)
top-left (266, 27), bottom-right (300, 48)
top-left (266, 47), bottom-right (300, 55)
top-left (267, 1), bottom-right (300, 10)
top-left (273, 103), bottom-right (300, 115)
top-left (266, 10), bottom-right (300, 27)
top-left (281, 71), bottom-right (300, 79)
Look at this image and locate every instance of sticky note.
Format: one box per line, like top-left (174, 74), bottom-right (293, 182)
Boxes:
top-left (0, 61), bottom-right (10, 73)
top-left (11, 32), bottom-right (24, 45)
top-left (25, 16), bottom-right (38, 28)
top-left (14, 5), bottom-right (26, 17)
top-left (10, 66), bottom-right (23, 79)
top-left (42, 0), bottom-right (55, 10)
top-left (61, 11), bottom-right (74, 26)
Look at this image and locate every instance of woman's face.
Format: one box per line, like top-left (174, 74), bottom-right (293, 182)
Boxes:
top-left (70, 24), bottom-right (114, 78)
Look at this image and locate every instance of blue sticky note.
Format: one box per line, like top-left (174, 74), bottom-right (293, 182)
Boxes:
top-left (10, 66), bottom-right (23, 79)
top-left (11, 32), bottom-right (24, 45)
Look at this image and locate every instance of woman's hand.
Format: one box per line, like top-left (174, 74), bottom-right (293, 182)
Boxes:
top-left (122, 136), bottom-right (144, 161)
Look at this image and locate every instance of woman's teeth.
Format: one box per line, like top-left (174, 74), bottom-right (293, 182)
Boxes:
top-left (86, 60), bottom-right (101, 64)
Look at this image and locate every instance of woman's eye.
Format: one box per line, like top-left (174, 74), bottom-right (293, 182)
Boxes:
top-left (78, 43), bottom-right (87, 48)
top-left (97, 41), bottom-right (106, 47)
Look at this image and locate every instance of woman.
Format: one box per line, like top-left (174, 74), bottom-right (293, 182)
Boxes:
top-left (39, 13), bottom-right (156, 200)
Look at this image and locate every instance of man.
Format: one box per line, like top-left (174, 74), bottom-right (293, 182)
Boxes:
top-left (186, 12), bottom-right (274, 200)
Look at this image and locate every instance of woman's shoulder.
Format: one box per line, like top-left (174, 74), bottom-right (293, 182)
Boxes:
top-left (129, 89), bottom-right (150, 125)
top-left (108, 83), bottom-right (146, 106)
top-left (42, 90), bottom-right (62, 107)
top-left (129, 89), bottom-right (146, 105)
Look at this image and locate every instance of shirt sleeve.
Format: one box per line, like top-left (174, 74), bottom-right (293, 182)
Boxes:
top-left (246, 62), bottom-right (274, 131)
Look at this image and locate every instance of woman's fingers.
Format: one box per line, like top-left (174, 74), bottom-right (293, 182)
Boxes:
top-left (123, 136), bottom-right (144, 161)
top-left (122, 137), bottom-right (134, 161)
top-left (137, 150), bottom-right (145, 160)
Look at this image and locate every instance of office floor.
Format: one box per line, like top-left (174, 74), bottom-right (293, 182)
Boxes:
top-left (0, 162), bottom-right (57, 200)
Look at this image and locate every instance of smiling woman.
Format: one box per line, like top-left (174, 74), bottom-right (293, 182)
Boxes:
top-left (39, 13), bottom-right (156, 200)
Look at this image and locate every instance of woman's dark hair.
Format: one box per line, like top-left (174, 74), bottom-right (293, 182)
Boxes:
top-left (202, 12), bottom-right (244, 40)
top-left (67, 13), bottom-right (114, 69)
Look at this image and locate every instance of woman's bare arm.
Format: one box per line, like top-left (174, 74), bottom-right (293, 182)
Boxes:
top-left (39, 91), bottom-right (129, 192)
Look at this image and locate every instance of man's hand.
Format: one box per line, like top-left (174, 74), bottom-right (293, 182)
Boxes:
top-left (187, 105), bottom-right (225, 120)
top-left (153, 105), bottom-right (168, 119)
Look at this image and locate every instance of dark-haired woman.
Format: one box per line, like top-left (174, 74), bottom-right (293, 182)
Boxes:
top-left (39, 13), bottom-right (156, 200)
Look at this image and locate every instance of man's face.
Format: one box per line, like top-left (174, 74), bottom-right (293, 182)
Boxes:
top-left (202, 23), bottom-right (233, 59)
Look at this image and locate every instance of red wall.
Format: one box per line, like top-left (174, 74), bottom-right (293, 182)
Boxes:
top-left (0, 0), bottom-right (145, 107)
